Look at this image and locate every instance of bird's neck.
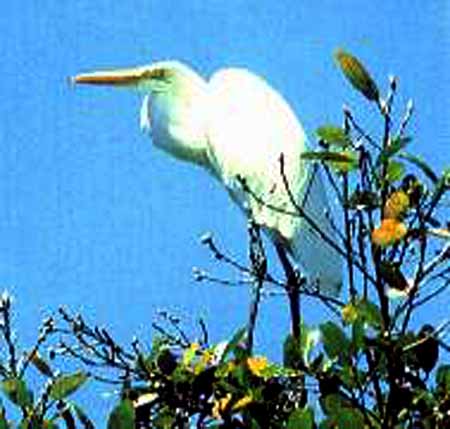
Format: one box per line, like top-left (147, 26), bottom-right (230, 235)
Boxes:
top-left (142, 80), bottom-right (212, 169)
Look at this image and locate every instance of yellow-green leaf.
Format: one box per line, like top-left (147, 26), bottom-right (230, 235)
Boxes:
top-left (301, 150), bottom-right (358, 172)
top-left (107, 399), bottom-right (135, 429)
top-left (287, 407), bottom-right (314, 429)
top-left (320, 322), bottom-right (351, 361)
top-left (386, 160), bottom-right (405, 182)
top-left (247, 356), bottom-right (268, 377)
top-left (378, 136), bottom-right (412, 164)
top-left (384, 190), bottom-right (410, 220)
top-left (335, 49), bottom-right (379, 102)
top-left (49, 371), bottom-right (88, 400)
top-left (316, 125), bottom-right (351, 147)
top-left (1, 379), bottom-right (33, 409)
top-left (358, 300), bottom-right (382, 329)
top-left (443, 168), bottom-right (450, 188)
top-left (335, 408), bottom-right (365, 429)
top-left (398, 152), bottom-right (438, 183)
top-left (182, 343), bottom-right (200, 367)
top-left (341, 303), bottom-right (358, 324)
top-left (332, 151), bottom-right (359, 173)
top-left (436, 365), bottom-right (450, 393)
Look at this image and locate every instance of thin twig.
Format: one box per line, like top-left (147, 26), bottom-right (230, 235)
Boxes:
top-left (321, 162), bottom-right (344, 205)
top-left (200, 233), bottom-right (251, 274)
top-left (345, 111), bottom-right (382, 151)
top-left (0, 296), bottom-right (18, 376)
top-left (398, 99), bottom-right (414, 137)
top-left (357, 211), bottom-right (370, 298)
top-left (421, 243), bottom-right (450, 279)
top-left (343, 172), bottom-right (356, 297)
top-left (411, 278), bottom-right (450, 309)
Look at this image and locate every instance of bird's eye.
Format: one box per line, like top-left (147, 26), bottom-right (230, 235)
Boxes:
top-left (144, 68), bottom-right (172, 81)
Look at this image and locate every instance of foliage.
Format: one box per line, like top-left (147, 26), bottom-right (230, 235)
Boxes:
top-left (0, 50), bottom-right (449, 428)
top-left (0, 294), bottom-right (93, 428)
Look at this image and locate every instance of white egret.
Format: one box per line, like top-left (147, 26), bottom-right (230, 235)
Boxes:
top-left (72, 61), bottom-right (341, 296)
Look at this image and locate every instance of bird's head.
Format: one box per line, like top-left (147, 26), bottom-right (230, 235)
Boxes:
top-left (72, 61), bottom-right (210, 166)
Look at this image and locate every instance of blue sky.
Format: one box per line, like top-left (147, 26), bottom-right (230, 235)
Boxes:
top-left (0, 0), bottom-right (449, 425)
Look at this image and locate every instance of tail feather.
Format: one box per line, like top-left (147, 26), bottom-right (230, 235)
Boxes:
top-left (289, 165), bottom-right (342, 296)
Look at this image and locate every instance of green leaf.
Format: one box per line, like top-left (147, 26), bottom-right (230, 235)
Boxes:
top-left (0, 411), bottom-right (8, 429)
top-left (398, 152), bottom-right (438, 183)
top-left (107, 399), bottom-right (135, 429)
top-left (340, 366), bottom-right (365, 393)
top-left (343, 300), bottom-right (382, 350)
top-left (1, 379), bottom-right (33, 409)
top-left (378, 136), bottom-right (411, 164)
top-left (250, 419), bottom-right (262, 429)
top-left (182, 344), bottom-right (199, 367)
top-left (321, 394), bottom-right (348, 416)
top-left (386, 160), bottom-right (405, 182)
top-left (358, 300), bottom-right (382, 329)
top-left (351, 320), bottom-right (365, 352)
top-left (320, 322), bottom-right (351, 361)
top-left (284, 322), bottom-right (321, 369)
top-left (287, 407), bottom-right (314, 429)
top-left (436, 365), bottom-right (450, 393)
top-left (49, 371), bottom-right (88, 401)
top-left (321, 395), bottom-right (365, 428)
top-left (73, 405), bottom-right (95, 429)
top-left (316, 125), bottom-right (351, 147)
top-left (301, 151), bottom-right (355, 163)
top-left (335, 408), bottom-right (365, 429)
top-left (301, 151), bottom-right (358, 173)
top-left (443, 168), bottom-right (450, 188)
top-left (334, 49), bottom-right (379, 102)
top-left (152, 406), bottom-right (174, 429)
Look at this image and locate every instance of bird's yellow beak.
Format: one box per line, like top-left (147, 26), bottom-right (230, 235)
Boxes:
top-left (71, 67), bottom-right (150, 87)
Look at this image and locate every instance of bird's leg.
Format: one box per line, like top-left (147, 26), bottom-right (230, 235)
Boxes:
top-left (276, 243), bottom-right (307, 409)
top-left (246, 276), bottom-right (263, 354)
top-left (246, 222), bottom-right (266, 354)
top-left (275, 243), bottom-right (301, 340)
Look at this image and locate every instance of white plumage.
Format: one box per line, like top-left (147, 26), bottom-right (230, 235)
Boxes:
top-left (73, 61), bottom-right (342, 295)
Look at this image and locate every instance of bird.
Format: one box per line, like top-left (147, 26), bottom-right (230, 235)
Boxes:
top-left (72, 61), bottom-right (342, 296)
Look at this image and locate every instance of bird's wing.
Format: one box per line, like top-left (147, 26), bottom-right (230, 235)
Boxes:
top-left (207, 68), bottom-right (341, 294)
top-left (207, 68), bottom-right (308, 232)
